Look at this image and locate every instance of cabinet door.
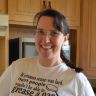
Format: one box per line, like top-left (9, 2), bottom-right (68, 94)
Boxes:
top-left (0, 15), bottom-right (9, 75)
top-left (0, 38), bottom-right (7, 75)
top-left (51, 0), bottom-right (80, 27)
top-left (8, 0), bottom-right (42, 25)
top-left (80, 0), bottom-right (96, 77)
top-left (0, 32), bottom-right (9, 75)
top-left (0, 0), bottom-right (7, 14)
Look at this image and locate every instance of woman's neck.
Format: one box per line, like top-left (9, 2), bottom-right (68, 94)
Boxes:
top-left (38, 56), bottom-right (63, 67)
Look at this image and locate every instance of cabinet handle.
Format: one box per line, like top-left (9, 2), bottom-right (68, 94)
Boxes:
top-left (47, 0), bottom-right (52, 8)
top-left (42, 0), bottom-right (47, 10)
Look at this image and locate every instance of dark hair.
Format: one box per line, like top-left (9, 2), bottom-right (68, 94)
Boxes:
top-left (34, 8), bottom-right (83, 72)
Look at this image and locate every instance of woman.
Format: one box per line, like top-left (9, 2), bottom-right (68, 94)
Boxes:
top-left (0, 9), bottom-right (95, 96)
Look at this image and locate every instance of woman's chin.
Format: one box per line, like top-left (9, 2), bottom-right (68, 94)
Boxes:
top-left (38, 48), bottom-right (53, 58)
top-left (40, 52), bottom-right (52, 59)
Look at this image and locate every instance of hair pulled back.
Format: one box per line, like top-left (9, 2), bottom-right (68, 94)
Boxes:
top-left (34, 8), bottom-right (82, 72)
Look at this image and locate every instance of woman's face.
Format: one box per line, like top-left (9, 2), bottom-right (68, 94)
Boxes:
top-left (35, 16), bottom-right (66, 59)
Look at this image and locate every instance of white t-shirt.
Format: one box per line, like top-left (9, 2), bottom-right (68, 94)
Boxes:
top-left (0, 56), bottom-right (95, 96)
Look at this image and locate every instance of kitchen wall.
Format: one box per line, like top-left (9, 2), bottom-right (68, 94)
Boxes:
top-left (9, 24), bottom-right (35, 39)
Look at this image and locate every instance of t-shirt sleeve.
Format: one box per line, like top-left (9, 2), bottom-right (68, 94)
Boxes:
top-left (0, 64), bottom-right (14, 96)
top-left (76, 73), bottom-right (95, 96)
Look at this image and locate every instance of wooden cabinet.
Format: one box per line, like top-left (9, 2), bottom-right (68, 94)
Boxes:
top-left (0, 37), bottom-right (8, 75)
top-left (0, 0), bottom-right (8, 14)
top-left (8, 0), bottom-right (42, 25)
top-left (0, 15), bottom-right (9, 75)
top-left (51, 0), bottom-right (80, 27)
top-left (79, 0), bottom-right (96, 78)
top-left (8, 0), bottom-right (80, 27)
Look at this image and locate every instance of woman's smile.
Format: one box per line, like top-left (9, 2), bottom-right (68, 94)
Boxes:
top-left (40, 43), bottom-right (54, 56)
top-left (41, 44), bottom-right (52, 49)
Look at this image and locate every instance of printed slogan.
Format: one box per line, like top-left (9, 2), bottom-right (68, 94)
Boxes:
top-left (11, 72), bottom-right (63, 96)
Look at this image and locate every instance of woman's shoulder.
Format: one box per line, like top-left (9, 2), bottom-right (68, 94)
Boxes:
top-left (76, 72), bottom-right (88, 82)
top-left (11, 56), bottom-right (38, 67)
top-left (75, 72), bottom-right (92, 88)
top-left (66, 67), bottom-right (88, 82)
top-left (13, 56), bottom-right (38, 63)
top-left (75, 72), bottom-right (95, 95)
top-left (7, 56), bottom-right (39, 74)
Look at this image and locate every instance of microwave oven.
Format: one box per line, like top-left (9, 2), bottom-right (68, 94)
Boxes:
top-left (9, 37), bottom-right (38, 65)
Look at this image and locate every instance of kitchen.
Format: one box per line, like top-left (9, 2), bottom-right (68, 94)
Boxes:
top-left (0, 0), bottom-right (96, 94)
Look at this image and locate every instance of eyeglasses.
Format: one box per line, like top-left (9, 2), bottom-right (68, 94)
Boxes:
top-left (35, 29), bottom-right (62, 37)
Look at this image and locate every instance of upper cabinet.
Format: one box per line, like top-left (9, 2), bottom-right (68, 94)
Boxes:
top-left (80, 0), bottom-right (96, 78)
top-left (8, 0), bottom-right (42, 25)
top-left (51, 0), bottom-right (80, 27)
top-left (0, 0), bottom-right (8, 14)
top-left (8, 0), bottom-right (80, 27)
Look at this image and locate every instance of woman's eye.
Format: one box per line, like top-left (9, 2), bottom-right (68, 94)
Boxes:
top-left (36, 29), bottom-right (44, 34)
top-left (36, 29), bottom-right (60, 37)
top-left (39, 30), bottom-right (43, 33)
top-left (51, 31), bottom-right (59, 36)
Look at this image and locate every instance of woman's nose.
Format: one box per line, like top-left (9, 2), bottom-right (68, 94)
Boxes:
top-left (42, 34), bottom-right (51, 43)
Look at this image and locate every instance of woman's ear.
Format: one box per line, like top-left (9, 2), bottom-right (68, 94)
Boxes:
top-left (64, 34), bottom-right (69, 42)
